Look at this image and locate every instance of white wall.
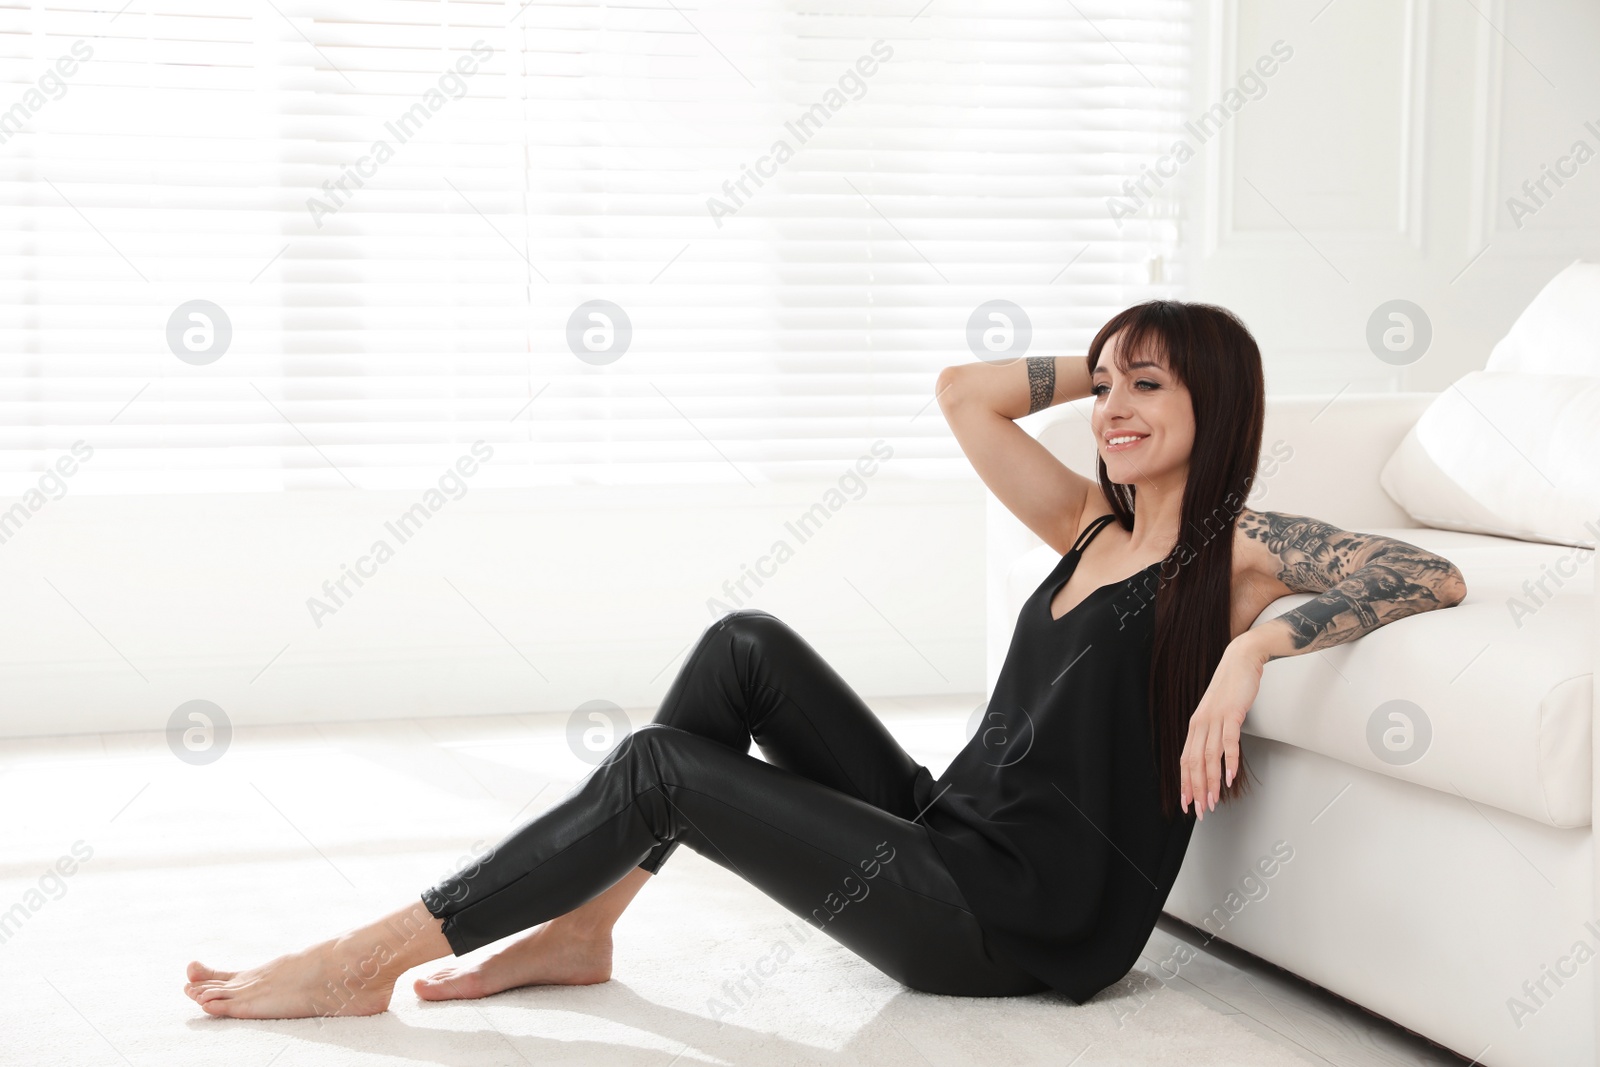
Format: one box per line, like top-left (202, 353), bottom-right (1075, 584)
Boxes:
top-left (1176, 0), bottom-right (1600, 383)
top-left (18, 0), bottom-right (1597, 740)
top-left (983, 0), bottom-right (1600, 692)
top-left (0, 481), bottom-right (984, 738)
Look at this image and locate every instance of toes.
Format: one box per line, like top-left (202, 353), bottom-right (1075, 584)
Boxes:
top-left (185, 981), bottom-right (227, 1001)
top-left (414, 971), bottom-right (475, 1001)
top-left (187, 961), bottom-right (236, 983)
top-left (199, 995), bottom-right (234, 1017)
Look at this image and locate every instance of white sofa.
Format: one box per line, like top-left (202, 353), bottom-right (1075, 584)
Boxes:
top-left (985, 391), bottom-right (1596, 1067)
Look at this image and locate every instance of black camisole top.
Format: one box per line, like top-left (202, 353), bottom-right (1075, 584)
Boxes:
top-left (919, 511), bottom-right (1198, 1003)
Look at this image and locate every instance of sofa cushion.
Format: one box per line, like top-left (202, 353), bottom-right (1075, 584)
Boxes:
top-left (1485, 258), bottom-right (1600, 375)
top-left (1378, 370), bottom-right (1600, 548)
top-left (1002, 526), bottom-right (1593, 829)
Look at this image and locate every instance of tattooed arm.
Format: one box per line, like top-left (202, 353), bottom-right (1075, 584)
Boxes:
top-left (1180, 508), bottom-right (1467, 818)
top-left (1233, 508), bottom-right (1468, 664)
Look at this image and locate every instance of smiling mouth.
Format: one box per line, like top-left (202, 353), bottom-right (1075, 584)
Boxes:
top-left (1104, 434), bottom-right (1147, 453)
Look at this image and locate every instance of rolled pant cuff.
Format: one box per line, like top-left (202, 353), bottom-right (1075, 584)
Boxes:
top-left (419, 888), bottom-right (474, 957)
top-left (637, 839), bottom-right (679, 874)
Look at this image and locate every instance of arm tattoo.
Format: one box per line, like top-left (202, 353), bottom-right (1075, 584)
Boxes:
top-left (1238, 509), bottom-right (1466, 661)
top-left (1025, 356), bottom-right (1056, 414)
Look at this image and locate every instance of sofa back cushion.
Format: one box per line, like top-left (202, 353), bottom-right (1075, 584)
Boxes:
top-left (1379, 371), bottom-right (1600, 547)
top-left (1379, 259), bottom-right (1600, 548)
top-left (1486, 258), bottom-right (1600, 375)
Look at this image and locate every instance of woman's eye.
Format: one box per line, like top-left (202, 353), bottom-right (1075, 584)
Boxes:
top-left (1091, 381), bottom-right (1158, 396)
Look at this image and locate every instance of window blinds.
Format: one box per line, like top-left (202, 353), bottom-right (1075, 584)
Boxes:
top-left (0, 0), bottom-right (1190, 493)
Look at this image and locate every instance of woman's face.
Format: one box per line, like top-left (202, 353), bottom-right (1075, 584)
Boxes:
top-left (1090, 330), bottom-right (1194, 487)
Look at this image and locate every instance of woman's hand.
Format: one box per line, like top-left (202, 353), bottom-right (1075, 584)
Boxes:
top-left (1178, 637), bottom-right (1268, 820)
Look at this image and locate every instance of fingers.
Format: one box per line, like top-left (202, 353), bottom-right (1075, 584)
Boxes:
top-left (1203, 720), bottom-right (1222, 812)
top-left (1181, 701), bottom-right (1248, 819)
top-left (1183, 727), bottom-right (1207, 821)
top-left (1222, 717), bottom-right (1241, 790)
top-left (1180, 718), bottom-right (1241, 818)
top-left (1178, 729), bottom-right (1194, 816)
top-left (1181, 717), bottom-right (1224, 819)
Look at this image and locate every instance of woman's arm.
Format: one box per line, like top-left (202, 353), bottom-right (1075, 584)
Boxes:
top-left (1180, 509), bottom-right (1468, 819)
top-left (1233, 509), bottom-right (1469, 664)
top-left (934, 355), bottom-right (1100, 556)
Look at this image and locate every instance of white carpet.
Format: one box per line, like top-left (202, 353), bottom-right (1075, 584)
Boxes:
top-left (2, 714), bottom-right (1319, 1066)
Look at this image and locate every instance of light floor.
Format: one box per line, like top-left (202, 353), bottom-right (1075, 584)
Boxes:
top-left (2, 696), bottom-right (1474, 1067)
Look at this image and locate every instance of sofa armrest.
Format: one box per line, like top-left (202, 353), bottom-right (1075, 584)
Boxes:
top-left (985, 391), bottom-right (1441, 694)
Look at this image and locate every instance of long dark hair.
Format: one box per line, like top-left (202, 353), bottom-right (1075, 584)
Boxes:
top-left (1086, 300), bottom-right (1265, 821)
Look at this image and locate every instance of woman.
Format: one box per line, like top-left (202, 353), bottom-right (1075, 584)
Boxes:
top-left (183, 299), bottom-right (1467, 1018)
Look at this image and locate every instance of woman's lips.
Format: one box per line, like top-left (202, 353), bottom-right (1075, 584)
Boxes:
top-left (1104, 434), bottom-right (1147, 453)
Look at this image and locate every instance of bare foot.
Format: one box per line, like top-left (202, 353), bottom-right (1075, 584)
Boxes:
top-left (414, 921), bottom-right (613, 1001)
top-left (184, 934), bottom-right (403, 1019)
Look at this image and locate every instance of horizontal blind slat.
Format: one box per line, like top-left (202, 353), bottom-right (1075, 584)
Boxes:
top-left (2, 0), bottom-right (1190, 493)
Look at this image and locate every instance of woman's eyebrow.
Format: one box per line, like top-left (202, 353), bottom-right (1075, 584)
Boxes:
top-left (1091, 360), bottom-right (1166, 377)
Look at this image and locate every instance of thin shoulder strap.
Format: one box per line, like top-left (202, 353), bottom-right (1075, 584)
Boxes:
top-left (1069, 512), bottom-right (1118, 555)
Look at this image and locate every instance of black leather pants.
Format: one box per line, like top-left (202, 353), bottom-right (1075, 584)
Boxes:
top-left (420, 608), bottom-right (1048, 997)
